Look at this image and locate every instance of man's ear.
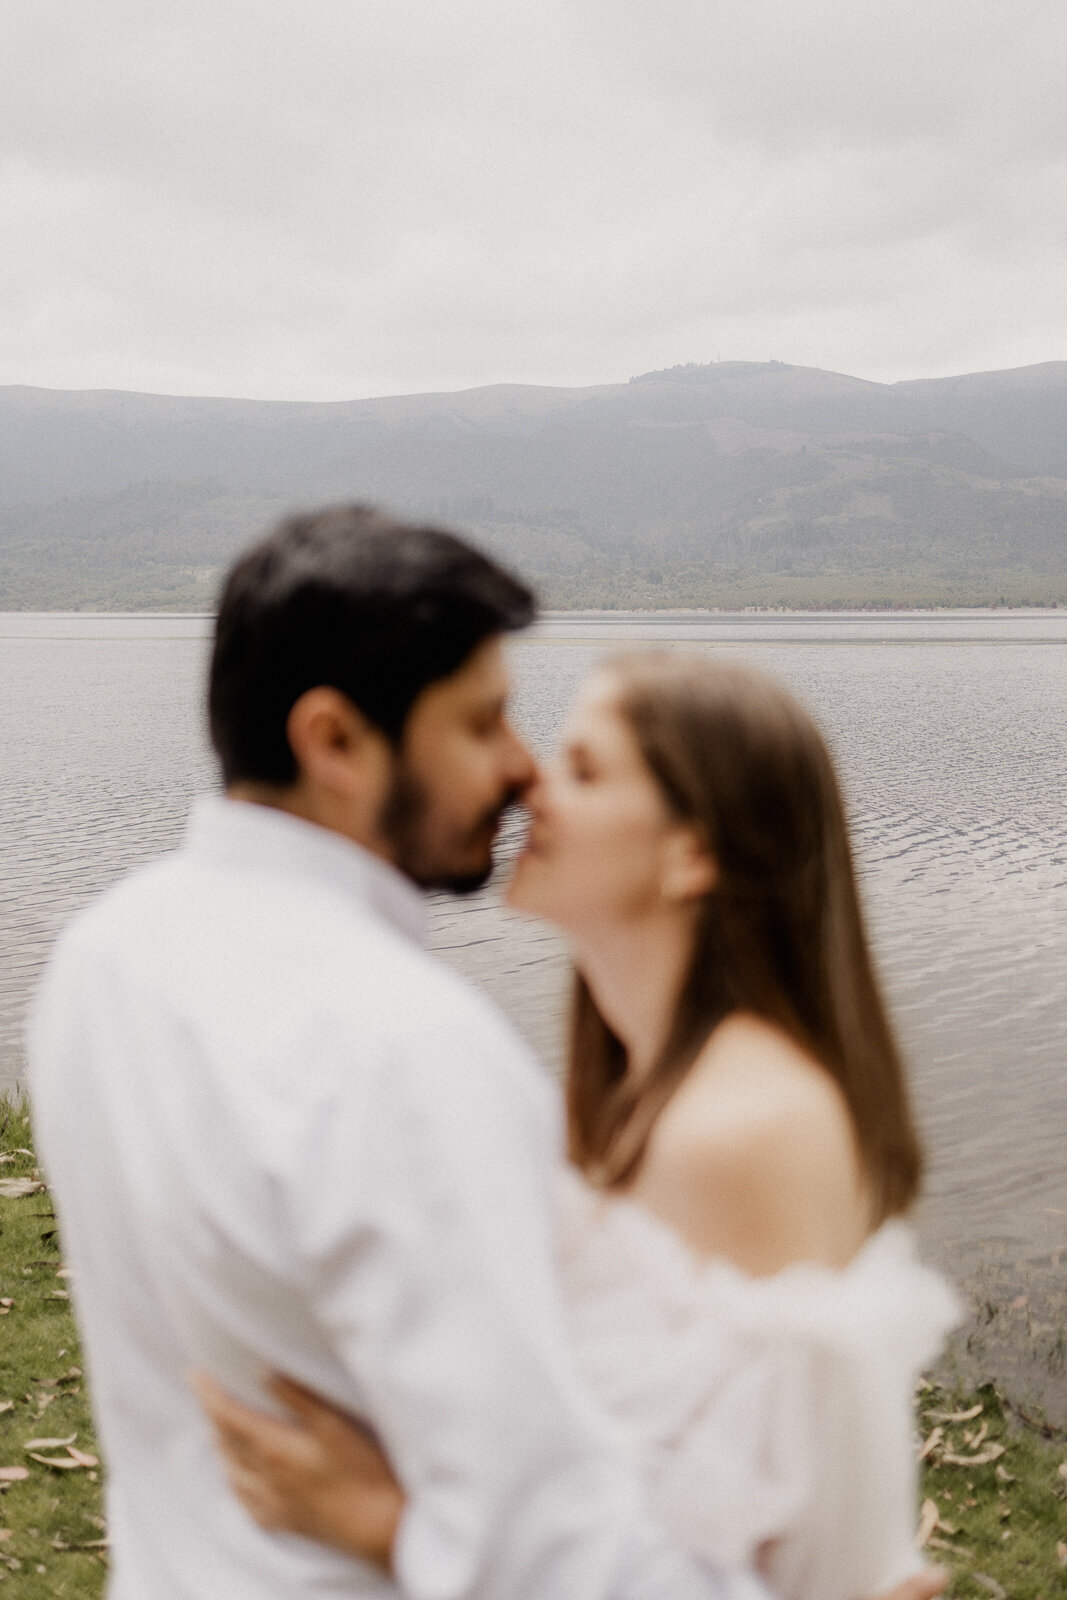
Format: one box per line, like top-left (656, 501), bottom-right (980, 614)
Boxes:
top-left (286, 688), bottom-right (392, 799)
top-left (660, 826), bottom-right (718, 903)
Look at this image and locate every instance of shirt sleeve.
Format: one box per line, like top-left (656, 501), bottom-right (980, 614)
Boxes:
top-left (286, 994), bottom-right (773, 1600)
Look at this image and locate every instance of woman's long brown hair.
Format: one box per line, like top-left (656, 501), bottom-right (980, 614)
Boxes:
top-left (567, 651), bottom-right (922, 1226)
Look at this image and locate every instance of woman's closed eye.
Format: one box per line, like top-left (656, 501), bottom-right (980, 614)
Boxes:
top-left (565, 746), bottom-right (598, 783)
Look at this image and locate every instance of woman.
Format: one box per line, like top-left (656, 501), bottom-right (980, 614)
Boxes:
top-left (198, 652), bottom-right (957, 1600)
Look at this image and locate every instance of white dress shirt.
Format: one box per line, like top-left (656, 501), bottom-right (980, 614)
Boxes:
top-left (30, 796), bottom-right (769, 1600)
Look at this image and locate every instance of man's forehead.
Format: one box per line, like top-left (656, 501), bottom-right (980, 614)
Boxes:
top-left (419, 635), bottom-right (512, 712)
top-left (455, 635), bottom-right (511, 694)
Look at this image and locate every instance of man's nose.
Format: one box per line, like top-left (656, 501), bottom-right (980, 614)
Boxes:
top-left (502, 724), bottom-right (539, 793)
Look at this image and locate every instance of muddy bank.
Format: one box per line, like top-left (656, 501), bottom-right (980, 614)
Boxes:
top-left (936, 1249), bottom-right (1067, 1431)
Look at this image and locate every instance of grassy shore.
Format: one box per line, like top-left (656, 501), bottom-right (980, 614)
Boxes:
top-left (915, 1380), bottom-right (1067, 1597)
top-left (0, 1101), bottom-right (105, 1597)
top-left (2, 1100), bottom-right (1065, 1598)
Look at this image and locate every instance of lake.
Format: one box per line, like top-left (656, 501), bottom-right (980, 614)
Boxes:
top-left (2, 608), bottom-right (1066, 1401)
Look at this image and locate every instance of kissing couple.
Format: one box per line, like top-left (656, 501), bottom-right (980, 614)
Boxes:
top-left (31, 505), bottom-right (957, 1600)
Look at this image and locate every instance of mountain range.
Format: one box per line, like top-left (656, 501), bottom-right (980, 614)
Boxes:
top-left (2, 359), bottom-right (1066, 608)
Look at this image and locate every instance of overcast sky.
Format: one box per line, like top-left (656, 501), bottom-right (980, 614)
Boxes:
top-left (2, 1), bottom-right (1065, 400)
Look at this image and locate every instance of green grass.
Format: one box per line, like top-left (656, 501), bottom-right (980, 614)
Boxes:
top-left (0, 1101), bottom-right (105, 1597)
top-left (2, 1099), bottom-right (1065, 1597)
top-left (917, 1380), bottom-right (1067, 1598)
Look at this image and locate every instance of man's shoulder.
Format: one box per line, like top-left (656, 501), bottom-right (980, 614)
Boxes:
top-left (44, 842), bottom-right (551, 1114)
top-left (51, 851), bottom-right (187, 964)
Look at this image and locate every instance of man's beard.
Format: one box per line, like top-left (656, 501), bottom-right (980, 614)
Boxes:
top-left (379, 761), bottom-right (521, 895)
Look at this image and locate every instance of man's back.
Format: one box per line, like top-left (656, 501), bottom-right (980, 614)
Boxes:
top-left (30, 798), bottom-right (560, 1599)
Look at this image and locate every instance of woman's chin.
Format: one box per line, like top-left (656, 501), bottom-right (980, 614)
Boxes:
top-left (504, 862), bottom-right (537, 916)
top-left (505, 858), bottom-right (561, 924)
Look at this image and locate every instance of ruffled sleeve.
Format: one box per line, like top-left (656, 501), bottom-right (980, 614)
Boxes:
top-left (556, 1169), bottom-right (961, 1600)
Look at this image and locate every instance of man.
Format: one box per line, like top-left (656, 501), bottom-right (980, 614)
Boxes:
top-left (30, 506), bottom-right (940, 1600)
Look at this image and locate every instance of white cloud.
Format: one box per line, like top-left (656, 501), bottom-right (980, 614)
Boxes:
top-left (0, 0), bottom-right (1064, 398)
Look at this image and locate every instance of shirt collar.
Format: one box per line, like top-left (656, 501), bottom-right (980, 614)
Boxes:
top-left (182, 794), bottom-right (428, 947)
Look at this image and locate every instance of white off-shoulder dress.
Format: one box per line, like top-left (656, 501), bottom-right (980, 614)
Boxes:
top-left (556, 1166), bottom-right (959, 1600)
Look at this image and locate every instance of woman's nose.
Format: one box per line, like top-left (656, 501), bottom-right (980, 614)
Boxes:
top-left (522, 773), bottom-right (550, 817)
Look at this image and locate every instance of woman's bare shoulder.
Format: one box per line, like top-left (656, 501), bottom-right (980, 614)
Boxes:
top-left (633, 1014), bottom-right (869, 1275)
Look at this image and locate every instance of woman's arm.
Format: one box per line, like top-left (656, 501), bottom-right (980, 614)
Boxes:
top-left (194, 1370), bottom-right (946, 1600)
top-left (192, 1372), bottom-right (403, 1570)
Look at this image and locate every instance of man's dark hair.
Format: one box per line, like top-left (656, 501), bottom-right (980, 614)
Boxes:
top-left (208, 504), bottom-right (536, 786)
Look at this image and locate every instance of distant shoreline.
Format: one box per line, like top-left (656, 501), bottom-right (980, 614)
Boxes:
top-left (1, 601), bottom-right (1064, 620)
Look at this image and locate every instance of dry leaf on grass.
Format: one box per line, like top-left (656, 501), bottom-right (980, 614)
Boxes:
top-left (916, 1498), bottom-right (960, 1548)
top-left (23, 1431), bottom-right (99, 1471)
top-left (917, 1426), bottom-right (943, 1461)
top-left (972, 1576), bottom-right (1006, 1600)
top-left (916, 1499), bottom-right (939, 1548)
top-left (31, 1368), bottom-right (81, 1392)
top-left (926, 1535), bottom-right (974, 1557)
top-left (1058, 1461), bottom-right (1067, 1483)
top-left (941, 1442), bottom-right (1006, 1467)
top-left (0, 1469), bottom-right (29, 1484)
top-left (1057, 1541), bottom-right (1067, 1567)
top-left (0, 1179), bottom-right (44, 1199)
top-left (927, 1403), bottom-right (983, 1424)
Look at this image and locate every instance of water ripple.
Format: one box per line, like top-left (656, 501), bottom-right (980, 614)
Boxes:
top-left (2, 610), bottom-right (1066, 1279)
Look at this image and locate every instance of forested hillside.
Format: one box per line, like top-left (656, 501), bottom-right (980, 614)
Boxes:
top-left (2, 360), bottom-right (1066, 608)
